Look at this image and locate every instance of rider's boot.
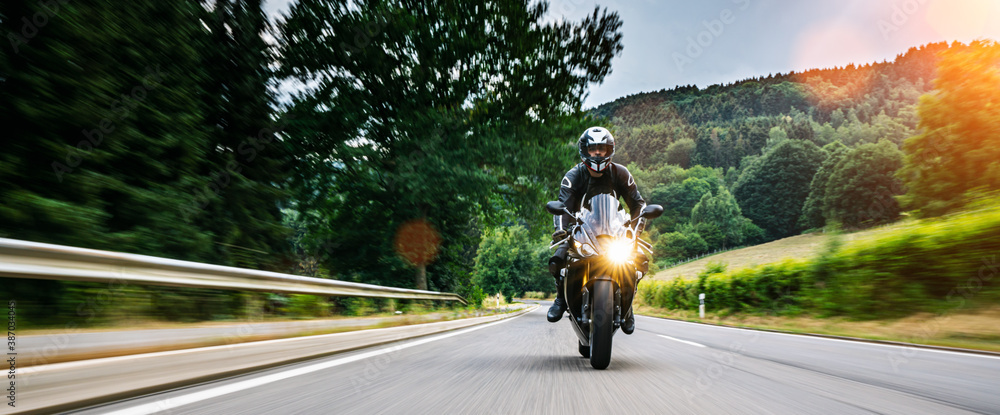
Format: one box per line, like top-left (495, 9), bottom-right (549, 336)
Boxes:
top-left (547, 277), bottom-right (567, 322)
top-left (621, 308), bottom-right (635, 334)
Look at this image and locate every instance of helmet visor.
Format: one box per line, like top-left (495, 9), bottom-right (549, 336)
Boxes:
top-left (586, 143), bottom-right (612, 157)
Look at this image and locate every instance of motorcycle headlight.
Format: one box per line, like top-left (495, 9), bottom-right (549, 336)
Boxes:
top-left (578, 242), bottom-right (597, 257)
top-left (607, 238), bottom-right (634, 264)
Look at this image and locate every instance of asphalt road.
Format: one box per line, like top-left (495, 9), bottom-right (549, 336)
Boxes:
top-left (20, 309), bottom-right (521, 366)
top-left (72, 302), bottom-right (1000, 414)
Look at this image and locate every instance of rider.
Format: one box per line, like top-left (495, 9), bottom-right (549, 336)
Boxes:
top-left (547, 126), bottom-right (647, 334)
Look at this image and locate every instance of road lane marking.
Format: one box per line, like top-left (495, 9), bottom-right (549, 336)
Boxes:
top-left (658, 334), bottom-right (706, 348)
top-left (103, 310), bottom-right (532, 415)
top-left (652, 318), bottom-right (1000, 360)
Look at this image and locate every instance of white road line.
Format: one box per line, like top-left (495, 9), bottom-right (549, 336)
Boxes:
top-left (658, 334), bottom-right (706, 348)
top-left (652, 318), bottom-right (1000, 360)
top-left (104, 311), bottom-right (531, 415)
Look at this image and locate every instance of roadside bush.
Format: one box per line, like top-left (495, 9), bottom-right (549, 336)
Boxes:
top-left (286, 294), bottom-right (331, 318)
top-left (336, 297), bottom-right (374, 316)
top-left (641, 200), bottom-right (1000, 319)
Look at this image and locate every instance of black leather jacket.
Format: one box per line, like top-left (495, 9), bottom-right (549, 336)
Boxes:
top-left (553, 162), bottom-right (646, 231)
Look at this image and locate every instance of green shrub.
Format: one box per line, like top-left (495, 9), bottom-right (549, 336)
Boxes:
top-left (643, 200), bottom-right (1000, 319)
top-left (286, 294), bottom-right (330, 318)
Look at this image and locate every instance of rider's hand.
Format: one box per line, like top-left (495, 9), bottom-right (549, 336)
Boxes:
top-left (552, 229), bottom-right (569, 243)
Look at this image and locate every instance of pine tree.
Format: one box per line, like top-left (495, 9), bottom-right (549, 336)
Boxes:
top-left (0, 1), bottom-right (215, 260)
top-left (198, 0), bottom-right (292, 269)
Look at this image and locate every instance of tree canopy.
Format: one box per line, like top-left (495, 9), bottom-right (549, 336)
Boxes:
top-left (898, 40), bottom-right (1000, 217)
top-left (276, 0), bottom-right (624, 289)
top-left (823, 139), bottom-right (905, 227)
top-left (732, 140), bottom-right (825, 239)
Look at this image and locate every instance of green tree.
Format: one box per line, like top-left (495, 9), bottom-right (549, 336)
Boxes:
top-left (898, 40), bottom-right (1000, 216)
top-left (0, 1), bottom-right (216, 260)
top-left (761, 125), bottom-right (789, 154)
top-left (732, 140), bottom-right (825, 239)
top-left (691, 186), bottom-right (744, 248)
top-left (199, 0), bottom-right (292, 269)
top-left (824, 140), bottom-right (905, 227)
top-left (471, 225), bottom-right (548, 301)
top-left (653, 231), bottom-right (707, 264)
top-left (277, 0), bottom-right (623, 290)
top-left (798, 141), bottom-right (848, 230)
top-left (663, 138), bottom-right (695, 168)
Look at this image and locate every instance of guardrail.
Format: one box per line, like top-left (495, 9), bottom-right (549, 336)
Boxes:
top-left (0, 237), bottom-right (466, 304)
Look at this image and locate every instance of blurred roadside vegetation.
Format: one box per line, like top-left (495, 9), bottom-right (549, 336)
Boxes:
top-left (639, 196), bottom-right (1000, 319)
top-left (6, 281), bottom-right (469, 329)
top-left (2, 0), bottom-right (998, 329)
top-left (0, 0), bottom-right (622, 325)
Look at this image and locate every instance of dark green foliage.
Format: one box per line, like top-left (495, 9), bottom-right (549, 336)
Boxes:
top-left (663, 137), bottom-right (695, 168)
top-left (691, 186), bottom-right (743, 248)
top-left (0, 0), bottom-right (299, 325)
top-left (733, 140), bottom-right (826, 239)
top-left (651, 231), bottom-right (705, 264)
top-left (197, 0), bottom-right (293, 269)
top-left (0, 1), bottom-right (215, 259)
top-left (471, 225), bottom-right (550, 301)
top-left (277, 0), bottom-right (623, 291)
top-left (823, 140), bottom-right (905, 227)
top-left (799, 142), bottom-right (849, 230)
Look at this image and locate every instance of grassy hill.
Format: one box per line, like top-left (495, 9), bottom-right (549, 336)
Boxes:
top-left (650, 233), bottom-right (828, 280)
top-left (649, 223), bottom-right (911, 281)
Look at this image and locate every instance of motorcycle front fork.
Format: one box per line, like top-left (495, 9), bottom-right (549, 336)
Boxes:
top-left (579, 283), bottom-right (624, 330)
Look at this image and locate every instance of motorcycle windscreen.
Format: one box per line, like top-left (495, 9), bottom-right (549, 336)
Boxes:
top-left (580, 194), bottom-right (625, 237)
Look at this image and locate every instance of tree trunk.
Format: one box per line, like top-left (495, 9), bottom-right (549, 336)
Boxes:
top-left (415, 263), bottom-right (427, 291)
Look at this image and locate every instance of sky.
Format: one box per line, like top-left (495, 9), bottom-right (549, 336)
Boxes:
top-left (265, 0), bottom-right (1000, 109)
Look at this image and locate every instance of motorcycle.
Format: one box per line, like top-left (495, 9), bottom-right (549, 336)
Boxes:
top-left (546, 194), bottom-right (663, 369)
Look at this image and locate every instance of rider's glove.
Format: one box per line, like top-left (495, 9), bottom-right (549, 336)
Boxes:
top-left (552, 229), bottom-right (569, 243)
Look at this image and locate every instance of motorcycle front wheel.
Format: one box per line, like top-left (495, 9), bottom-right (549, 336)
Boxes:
top-left (589, 279), bottom-right (615, 369)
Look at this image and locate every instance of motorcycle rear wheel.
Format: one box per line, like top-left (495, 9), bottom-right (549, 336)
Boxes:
top-left (589, 279), bottom-right (614, 369)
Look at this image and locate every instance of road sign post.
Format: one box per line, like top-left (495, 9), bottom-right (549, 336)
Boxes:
top-left (699, 293), bottom-right (705, 318)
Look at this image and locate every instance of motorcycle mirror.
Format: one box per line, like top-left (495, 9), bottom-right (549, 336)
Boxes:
top-left (545, 201), bottom-right (567, 216)
top-left (640, 204), bottom-right (664, 219)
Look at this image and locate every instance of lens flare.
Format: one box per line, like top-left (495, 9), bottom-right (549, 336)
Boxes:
top-left (393, 218), bottom-right (440, 266)
top-left (926, 0), bottom-right (999, 42)
top-left (607, 238), bottom-right (633, 264)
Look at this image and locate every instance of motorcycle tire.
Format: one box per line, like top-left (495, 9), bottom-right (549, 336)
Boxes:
top-left (579, 341), bottom-right (590, 358)
top-left (589, 279), bottom-right (615, 369)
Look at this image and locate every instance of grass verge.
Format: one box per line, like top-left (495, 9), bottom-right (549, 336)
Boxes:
top-left (635, 304), bottom-right (1000, 353)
